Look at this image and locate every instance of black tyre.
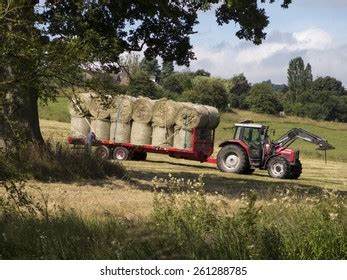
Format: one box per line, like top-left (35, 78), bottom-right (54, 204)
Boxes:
top-left (244, 168), bottom-right (256, 175)
top-left (217, 145), bottom-right (249, 174)
top-left (113, 147), bottom-right (130, 161)
top-left (95, 145), bottom-right (111, 160)
top-left (267, 156), bottom-right (290, 179)
top-left (132, 152), bottom-right (147, 161)
top-left (289, 160), bottom-right (302, 179)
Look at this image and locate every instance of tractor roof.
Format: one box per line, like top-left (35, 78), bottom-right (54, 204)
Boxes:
top-left (234, 123), bottom-right (265, 128)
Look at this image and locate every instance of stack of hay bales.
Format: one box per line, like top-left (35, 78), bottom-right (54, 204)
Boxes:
top-left (68, 92), bottom-right (220, 150)
top-left (109, 95), bottom-right (134, 143)
top-left (69, 93), bottom-right (93, 138)
top-left (131, 97), bottom-right (155, 145)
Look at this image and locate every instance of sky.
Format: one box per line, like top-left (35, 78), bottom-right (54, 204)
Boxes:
top-left (184, 0), bottom-right (347, 86)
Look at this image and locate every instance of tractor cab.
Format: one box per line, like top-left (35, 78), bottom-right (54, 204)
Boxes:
top-left (233, 123), bottom-right (269, 165)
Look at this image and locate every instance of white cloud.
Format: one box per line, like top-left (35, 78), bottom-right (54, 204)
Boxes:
top-left (188, 28), bottom-right (347, 86)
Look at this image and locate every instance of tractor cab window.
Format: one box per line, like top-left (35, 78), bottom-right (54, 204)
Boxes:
top-left (242, 127), bottom-right (261, 146)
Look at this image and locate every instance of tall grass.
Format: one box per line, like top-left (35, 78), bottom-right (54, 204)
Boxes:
top-left (1, 143), bottom-right (125, 181)
top-left (0, 176), bottom-right (345, 259)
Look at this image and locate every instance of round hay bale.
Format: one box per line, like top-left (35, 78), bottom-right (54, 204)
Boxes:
top-left (204, 105), bottom-right (220, 129)
top-left (173, 126), bottom-right (193, 150)
top-left (197, 128), bottom-right (213, 141)
top-left (91, 118), bottom-right (110, 141)
top-left (175, 104), bottom-right (210, 129)
top-left (110, 121), bottom-right (131, 143)
top-left (110, 95), bottom-right (136, 122)
top-left (152, 126), bottom-right (174, 147)
top-left (130, 122), bottom-right (152, 145)
top-left (70, 116), bottom-right (90, 137)
top-left (89, 95), bottom-right (111, 119)
top-left (152, 99), bottom-right (180, 127)
top-left (132, 97), bottom-right (156, 124)
top-left (68, 92), bottom-right (94, 117)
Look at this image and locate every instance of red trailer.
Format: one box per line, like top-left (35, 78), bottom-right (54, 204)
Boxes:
top-left (67, 128), bottom-right (217, 164)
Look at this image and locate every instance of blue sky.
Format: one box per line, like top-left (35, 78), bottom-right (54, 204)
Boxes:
top-left (185, 0), bottom-right (347, 86)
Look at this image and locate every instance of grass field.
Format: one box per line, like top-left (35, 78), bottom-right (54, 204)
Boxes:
top-left (37, 99), bottom-right (347, 218)
top-left (39, 97), bottom-right (70, 123)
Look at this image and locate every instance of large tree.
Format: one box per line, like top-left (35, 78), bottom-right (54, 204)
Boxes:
top-left (287, 57), bottom-right (313, 102)
top-left (0, 0), bottom-right (292, 143)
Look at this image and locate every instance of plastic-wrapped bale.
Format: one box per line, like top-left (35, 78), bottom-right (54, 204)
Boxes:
top-left (89, 95), bottom-right (111, 119)
top-left (204, 105), bottom-right (220, 129)
top-left (132, 97), bottom-right (156, 124)
top-left (91, 118), bottom-right (110, 141)
top-left (175, 103), bottom-right (210, 130)
top-left (110, 95), bottom-right (136, 123)
top-left (152, 126), bottom-right (174, 147)
top-left (70, 116), bottom-right (90, 137)
top-left (173, 127), bottom-right (193, 150)
top-left (110, 121), bottom-right (131, 143)
top-left (130, 122), bottom-right (152, 145)
top-left (152, 99), bottom-right (180, 127)
top-left (68, 92), bottom-right (94, 117)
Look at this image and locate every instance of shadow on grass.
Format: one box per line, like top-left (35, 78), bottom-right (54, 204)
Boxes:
top-left (69, 158), bottom-right (346, 199)
top-left (125, 165), bottom-right (346, 199)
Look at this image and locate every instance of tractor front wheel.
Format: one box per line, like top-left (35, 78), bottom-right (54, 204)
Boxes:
top-left (217, 145), bottom-right (249, 174)
top-left (267, 156), bottom-right (290, 179)
top-left (289, 160), bottom-right (302, 179)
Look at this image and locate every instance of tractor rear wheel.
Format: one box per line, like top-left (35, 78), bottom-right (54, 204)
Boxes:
top-left (267, 156), bottom-right (290, 179)
top-left (289, 160), bottom-right (302, 179)
top-left (217, 145), bottom-right (249, 174)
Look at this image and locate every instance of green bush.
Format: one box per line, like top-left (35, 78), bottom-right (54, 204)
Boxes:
top-left (246, 83), bottom-right (283, 115)
top-left (181, 76), bottom-right (229, 110)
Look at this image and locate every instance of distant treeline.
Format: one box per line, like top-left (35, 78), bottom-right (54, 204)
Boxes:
top-left (117, 55), bottom-right (346, 122)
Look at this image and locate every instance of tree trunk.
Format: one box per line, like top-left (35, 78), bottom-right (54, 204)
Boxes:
top-left (4, 88), bottom-right (44, 145)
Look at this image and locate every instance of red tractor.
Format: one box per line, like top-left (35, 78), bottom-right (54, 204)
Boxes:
top-left (216, 122), bottom-right (335, 179)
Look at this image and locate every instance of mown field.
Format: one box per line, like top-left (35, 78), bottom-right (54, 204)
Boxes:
top-left (37, 101), bottom-right (347, 221)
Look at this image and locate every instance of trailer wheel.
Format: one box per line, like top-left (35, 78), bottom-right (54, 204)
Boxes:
top-left (289, 160), bottom-right (302, 179)
top-left (113, 147), bottom-right (130, 161)
top-left (217, 145), bottom-right (249, 174)
top-left (267, 156), bottom-right (290, 179)
top-left (95, 145), bottom-right (111, 160)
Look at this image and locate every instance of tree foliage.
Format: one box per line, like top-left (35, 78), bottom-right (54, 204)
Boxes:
top-left (139, 58), bottom-right (161, 79)
top-left (181, 76), bottom-right (228, 110)
top-left (0, 0), bottom-right (292, 142)
top-left (127, 69), bottom-right (158, 98)
top-left (228, 73), bottom-right (251, 109)
top-left (287, 57), bottom-right (312, 102)
top-left (246, 83), bottom-right (283, 115)
top-left (160, 61), bottom-right (174, 81)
